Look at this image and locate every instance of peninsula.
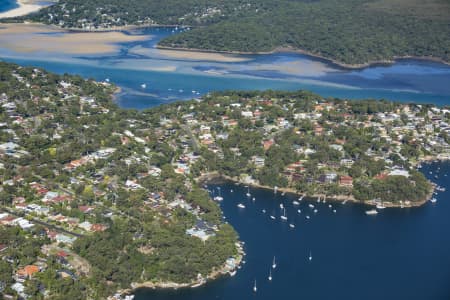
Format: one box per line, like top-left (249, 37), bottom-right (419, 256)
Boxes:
top-left (13, 0), bottom-right (450, 68)
top-left (0, 61), bottom-right (449, 299)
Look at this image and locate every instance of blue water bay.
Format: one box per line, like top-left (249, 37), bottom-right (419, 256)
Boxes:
top-left (135, 162), bottom-right (450, 300)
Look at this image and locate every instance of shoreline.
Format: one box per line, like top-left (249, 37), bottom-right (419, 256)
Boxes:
top-left (0, 0), bottom-right (51, 19)
top-left (196, 155), bottom-right (449, 209)
top-left (111, 242), bottom-right (244, 299)
top-left (2, 21), bottom-right (449, 69)
top-left (156, 45), bottom-right (450, 70)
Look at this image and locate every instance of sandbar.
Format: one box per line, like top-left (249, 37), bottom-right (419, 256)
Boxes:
top-left (0, 23), bottom-right (151, 55)
top-left (0, 0), bottom-right (48, 19)
top-left (146, 47), bottom-right (251, 63)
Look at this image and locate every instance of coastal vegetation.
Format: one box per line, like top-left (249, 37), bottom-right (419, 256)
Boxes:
top-left (0, 60), bottom-right (448, 299)
top-left (0, 61), bottom-right (239, 299)
top-left (17, 0), bottom-right (450, 66)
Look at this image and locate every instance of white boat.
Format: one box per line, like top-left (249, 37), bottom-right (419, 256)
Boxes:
top-left (281, 192), bottom-right (286, 196)
top-left (280, 208), bottom-right (288, 221)
top-left (252, 197), bottom-right (256, 201)
top-left (309, 251), bottom-right (312, 261)
top-left (376, 204), bottom-right (386, 209)
top-left (274, 186), bottom-right (278, 194)
top-left (430, 198), bottom-right (437, 203)
top-left (268, 269), bottom-right (272, 281)
top-left (317, 197), bottom-right (320, 203)
top-left (289, 223), bottom-right (295, 228)
top-left (306, 215), bottom-right (310, 219)
top-left (280, 203), bottom-right (284, 209)
top-left (333, 209), bottom-right (337, 213)
top-left (313, 209), bottom-right (318, 214)
top-left (297, 209), bottom-right (301, 214)
top-left (253, 280), bottom-right (257, 293)
top-left (262, 209), bottom-right (266, 213)
top-left (141, 83), bottom-right (146, 89)
top-left (328, 204), bottom-right (332, 208)
top-left (308, 204), bottom-right (315, 209)
top-left (270, 215), bottom-right (276, 220)
top-left (365, 209), bottom-right (378, 215)
top-left (293, 200), bottom-right (300, 205)
top-left (214, 188), bottom-right (223, 201)
top-left (246, 186), bottom-right (251, 197)
top-left (104, 78), bottom-right (110, 83)
top-left (299, 196), bottom-right (304, 201)
top-left (272, 256), bottom-right (277, 269)
top-left (237, 203), bottom-right (246, 209)
top-left (229, 270), bottom-right (237, 277)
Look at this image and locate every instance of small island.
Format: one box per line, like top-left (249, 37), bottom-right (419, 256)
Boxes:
top-left (0, 61), bottom-right (449, 299)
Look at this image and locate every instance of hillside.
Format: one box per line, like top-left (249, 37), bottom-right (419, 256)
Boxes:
top-left (17, 0), bottom-right (450, 66)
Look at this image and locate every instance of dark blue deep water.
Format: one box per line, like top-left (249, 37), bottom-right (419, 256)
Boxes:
top-left (135, 162), bottom-right (450, 300)
top-left (1, 25), bottom-right (450, 300)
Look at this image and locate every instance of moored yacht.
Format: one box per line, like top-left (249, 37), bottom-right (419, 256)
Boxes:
top-left (365, 209), bottom-right (378, 215)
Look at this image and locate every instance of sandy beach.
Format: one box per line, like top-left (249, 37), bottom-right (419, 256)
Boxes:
top-left (0, 0), bottom-right (49, 19)
top-left (0, 23), bottom-right (151, 55)
top-left (145, 46), bottom-right (251, 63)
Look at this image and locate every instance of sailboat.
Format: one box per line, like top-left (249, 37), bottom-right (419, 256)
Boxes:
top-left (309, 251), bottom-right (312, 261)
top-left (289, 223), bottom-right (295, 228)
top-left (268, 269), bottom-right (272, 281)
top-left (141, 83), bottom-right (147, 89)
top-left (253, 280), bottom-right (257, 293)
top-left (246, 186), bottom-right (251, 197)
top-left (280, 203), bottom-right (284, 209)
top-left (272, 256), bottom-right (277, 269)
top-left (213, 187), bottom-right (223, 201)
top-left (281, 208), bottom-right (288, 221)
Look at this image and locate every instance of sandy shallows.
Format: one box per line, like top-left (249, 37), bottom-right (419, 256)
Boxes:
top-left (0, 23), bottom-right (151, 55)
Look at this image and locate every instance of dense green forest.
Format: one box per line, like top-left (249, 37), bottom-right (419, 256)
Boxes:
top-left (18, 0), bottom-right (450, 65)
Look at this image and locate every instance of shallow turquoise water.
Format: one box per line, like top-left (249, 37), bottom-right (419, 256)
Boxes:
top-left (1, 24), bottom-right (449, 300)
top-left (1, 27), bottom-right (449, 108)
